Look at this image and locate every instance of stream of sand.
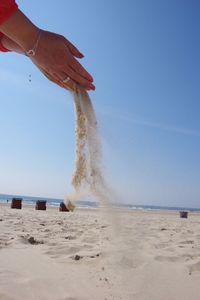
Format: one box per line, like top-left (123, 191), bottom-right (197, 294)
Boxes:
top-left (65, 86), bottom-right (112, 209)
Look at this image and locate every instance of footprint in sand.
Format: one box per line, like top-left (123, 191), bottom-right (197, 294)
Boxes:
top-left (188, 261), bottom-right (200, 275)
top-left (154, 242), bottom-right (171, 249)
top-left (81, 236), bottom-right (99, 244)
top-left (63, 298), bottom-right (81, 300)
top-left (0, 293), bottom-right (13, 300)
top-left (179, 240), bottom-right (194, 245)
top-left (19, 235), bottom-right (44, 245)
top-left (45, 245), bottom-right (82, 258)
top-left (0, 236), bottom-right (14, 248)
top-left (64, 235), bottom-right (77, 240)
top-left (154, 255), bottom-right (182, 262)
top-left (155, 253), bottom-right (198, 263)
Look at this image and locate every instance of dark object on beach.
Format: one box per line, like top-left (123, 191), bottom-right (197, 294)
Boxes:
top-left (27, 236), bottom-right (44, 245)
top-left (179, 211), bottom-right (188, 218)
top-left (74, 254), bottom-right (82, 261)
top-left (35, 200), bottom-right (46, 211)
top-left (59, 202), bottom-right (69, 212)
top-left (161, 228), bottom-right (167, 231)
top-left (11, 198), bottom-right (22, 209)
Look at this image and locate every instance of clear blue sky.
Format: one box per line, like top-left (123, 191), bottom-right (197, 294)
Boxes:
top-left (0, 0), bottom-right (200, 207)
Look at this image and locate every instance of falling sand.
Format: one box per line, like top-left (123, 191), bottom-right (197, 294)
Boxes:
top-left (64, 87), bottom-right (128, 285)
top-left (64, 86), bottom-right (112, 209)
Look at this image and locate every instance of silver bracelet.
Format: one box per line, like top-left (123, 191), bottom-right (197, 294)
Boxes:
top-left (25, 29), bottom-right (42, 57)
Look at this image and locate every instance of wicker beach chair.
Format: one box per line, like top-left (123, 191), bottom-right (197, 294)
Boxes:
top-left (11, 198), bottom-right (22, 209)
top-left (59, 202), bottom-right (69, 212)
top-left (35, 200), bottom-right (46, 210)
top-left (179, 211), bottom-right (188, 218)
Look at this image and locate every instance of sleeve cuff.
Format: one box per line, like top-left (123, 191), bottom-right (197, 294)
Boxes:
top-left (0, 32), bottom-right (11, 52)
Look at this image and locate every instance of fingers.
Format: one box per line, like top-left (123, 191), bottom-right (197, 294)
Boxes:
top-left (57, 73), bottom-right (77, 91)
top-left (62, 67), bottom-right (95, 90)
top-left (38, 64), bottom-right (87, 92)
top-left (49, 71), bottom-right (76, 91)
top-left (64, 38), bottom-right (84, 59)
top-left (63, 38), bottom-right (94, 87)
top-left (37, 61), bottom-right (94, 91)
top-left (69, 56), bottom-right (93, 82)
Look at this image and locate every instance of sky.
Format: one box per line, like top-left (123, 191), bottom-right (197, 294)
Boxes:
top-left (0, 0), bottom-right (200, 207)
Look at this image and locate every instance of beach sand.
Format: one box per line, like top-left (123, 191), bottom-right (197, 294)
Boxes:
top-left (1, 203), bottom-right (200, 300)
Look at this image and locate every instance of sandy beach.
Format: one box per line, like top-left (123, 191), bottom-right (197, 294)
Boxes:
top-left (1, 203), bottom-right (200, 300)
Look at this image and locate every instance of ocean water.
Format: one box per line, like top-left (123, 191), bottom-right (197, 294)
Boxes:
top-left (0, 193), bottom-right (200, 212)
top-left (0, 193), bottom-right (98, 209)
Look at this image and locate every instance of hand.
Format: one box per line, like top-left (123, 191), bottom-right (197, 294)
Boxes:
top-left (30, 30), bottom-right (95, 91)
top-left (1, 34), bottom-right (87, 91)
top-left (0, 9), bottom-right (95, 91)
top-left (36, 64), bottom-right (70, 90)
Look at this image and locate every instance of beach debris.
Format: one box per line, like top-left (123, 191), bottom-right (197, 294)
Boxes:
top-left (101, 225), bottom-right (107, 229)
top-left (65, 235), bottom-right (76, 240)
top-left (90, 253), bottom-right (100, 258)
top-left (27, 236), bottom-right (44, 245)
top-left (57, 221), bottom-right (63, 225)
top-left (73, 254), bottom-right (83, 261)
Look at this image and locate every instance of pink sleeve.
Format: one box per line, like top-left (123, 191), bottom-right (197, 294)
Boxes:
top-left (0, 1), bottom-right (18, 52)
top-left (0, 0), bottom-right (18, 25)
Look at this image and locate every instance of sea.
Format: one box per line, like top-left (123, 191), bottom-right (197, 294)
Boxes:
top-left (0, 193), bottom-right (200, 212)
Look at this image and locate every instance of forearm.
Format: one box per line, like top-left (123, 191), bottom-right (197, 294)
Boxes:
top-left (0, 9), bottom-right (39, 51)
top-left (1, 34), bottom-right (23, 53)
